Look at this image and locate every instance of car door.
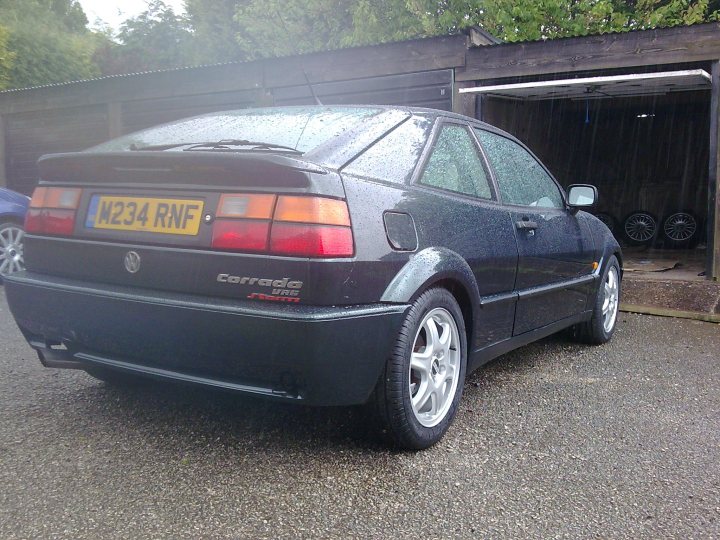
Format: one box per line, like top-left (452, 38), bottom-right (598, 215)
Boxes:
top-left (474, 127), bottom-right (596, 336)
top-left (410, 120), bottom-right (519, 349)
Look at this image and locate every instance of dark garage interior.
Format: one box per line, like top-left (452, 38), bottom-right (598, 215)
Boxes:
top-left (473, 67), bottom-right (712, 279)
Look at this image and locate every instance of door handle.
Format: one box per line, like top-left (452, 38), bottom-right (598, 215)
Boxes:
top-left (516, 220), bottom-right (538, 230)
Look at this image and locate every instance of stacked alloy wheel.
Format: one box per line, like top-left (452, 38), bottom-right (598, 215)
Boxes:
top-left (662, 212), bottom-right (699, 247)
top-left (622, 210), bottom-right (700, 247)
top-left (623, 212), bottom-right (657, 245)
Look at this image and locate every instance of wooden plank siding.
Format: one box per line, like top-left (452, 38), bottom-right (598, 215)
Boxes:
top-left (117, 70), bottom-right (453, 135)
top-left (1, 69), bottom-right (454, 194)
top-left (458, 23), bottom-right (720, 81)
top-left (4, 105), bottom-right (109, 194)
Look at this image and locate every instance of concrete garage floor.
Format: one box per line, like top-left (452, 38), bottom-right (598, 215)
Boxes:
top-left (0, 289), bottom-right (718, 539)
top-left (622, 247), bottom-right (708, 281)
top-left (621, 248), bottom-right (720, 322)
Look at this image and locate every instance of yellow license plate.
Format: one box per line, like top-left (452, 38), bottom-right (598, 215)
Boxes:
top-left (86, 195), bottom-right (205, 235)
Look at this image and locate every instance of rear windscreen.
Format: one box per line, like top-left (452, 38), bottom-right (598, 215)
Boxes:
top-left (87, 107), bottom-right (382, 154)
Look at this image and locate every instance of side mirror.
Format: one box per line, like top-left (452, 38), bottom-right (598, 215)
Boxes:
top-left (567, 184), bottom-right (598, 209)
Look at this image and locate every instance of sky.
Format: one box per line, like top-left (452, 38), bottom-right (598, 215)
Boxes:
top-left (78, 0), bottom-right (186, 31)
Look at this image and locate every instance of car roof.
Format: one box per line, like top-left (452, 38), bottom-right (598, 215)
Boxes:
top-left (191, 104), bottom-right (500, 132)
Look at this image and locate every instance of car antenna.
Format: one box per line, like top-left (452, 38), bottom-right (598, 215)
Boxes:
top-left (275, 9), bottom-right (324, 106)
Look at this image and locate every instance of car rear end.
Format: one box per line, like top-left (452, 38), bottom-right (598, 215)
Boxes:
top-left (4, 108), bottom-right (412, 406)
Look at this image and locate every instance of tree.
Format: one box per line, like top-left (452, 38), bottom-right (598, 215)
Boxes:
top-left (408, 0), bottom-right (720, 41)
top-left (631, 0), bottom-right (719, 28)
top-left (231, 0), bottom-right (720, 56)
top-left (0, 25), bottom-right (15, 90)
top-left (112, 1), bottom-right (194, 73)
top-left (0, 0), bottom-right (98, 89)
top-left (234, 0), bottom-right (354, 58)
top-left (232, 0), bottom-right (430, 58)
top-left (184, 0), bottom-right (248, 64)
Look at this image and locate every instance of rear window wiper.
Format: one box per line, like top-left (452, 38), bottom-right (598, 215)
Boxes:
top-left (187, 140), bottom-right (303, 153)
top-left (129, 140), bottom-right (302, 153)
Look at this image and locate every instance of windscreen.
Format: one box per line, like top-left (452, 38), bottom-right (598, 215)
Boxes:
top-left (87, 107), bottom-right (382, 154)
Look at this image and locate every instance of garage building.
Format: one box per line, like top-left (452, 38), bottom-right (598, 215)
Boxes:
top-left (1, 23), bottom-right (719, 284)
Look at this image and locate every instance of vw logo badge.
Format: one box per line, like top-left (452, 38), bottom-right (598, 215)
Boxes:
top-left (124, 251), bottom-right (141, 274)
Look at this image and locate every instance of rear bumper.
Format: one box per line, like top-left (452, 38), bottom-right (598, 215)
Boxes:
top-left (4, 272), bottom-right (409, 406)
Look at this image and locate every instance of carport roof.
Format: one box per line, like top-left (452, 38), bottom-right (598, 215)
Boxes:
top-left (458, 69), bottom-right (712, 100)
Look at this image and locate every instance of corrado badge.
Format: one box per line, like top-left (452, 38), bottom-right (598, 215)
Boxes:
top-left (217, 273), bottom-right (303, 303)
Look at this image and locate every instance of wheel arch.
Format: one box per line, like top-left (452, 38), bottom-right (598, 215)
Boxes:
top-left (0, 214), bottom-right (25, 226)
top-left (612, 250), bottom-right (623, 276)
top-left (381, 247), bottom-right (479, 349)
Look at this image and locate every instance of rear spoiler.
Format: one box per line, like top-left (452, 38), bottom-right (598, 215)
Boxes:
top-left (37, 151), bottom-right (328, 189)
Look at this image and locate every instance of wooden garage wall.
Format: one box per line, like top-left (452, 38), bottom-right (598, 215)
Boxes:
top-left (1, 69), bottom-right (452, 195)
top-left (4, 105), bottom-right (109, 195)
top-left (120, 70), bottom-right (453, 135)
top-left (0, 34), bottom-right (466, 194)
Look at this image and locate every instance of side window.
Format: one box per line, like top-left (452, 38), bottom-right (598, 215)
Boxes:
top-left (343, 116), bottom-right (433, 183)
top-left (419, 124), bottom-right (493, 199)
top-left (475, 129), bottom-right (564, 209)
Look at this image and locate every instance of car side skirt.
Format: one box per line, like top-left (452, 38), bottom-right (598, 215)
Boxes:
top-left (468, 310), bottom-right (593, 373)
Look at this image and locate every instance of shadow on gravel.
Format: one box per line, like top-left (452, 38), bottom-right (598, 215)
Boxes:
top-left (63, 332), bottom-right (580, 454)
top-left (72, 375), bottom-right (388, 452)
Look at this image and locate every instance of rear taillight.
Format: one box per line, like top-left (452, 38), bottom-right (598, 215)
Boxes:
top-left (269, 223), bottom-right (354, 257)
top-left (211, 194), bottom-right (354, 257)
top-left (26, 187), bottom-right (82, 236)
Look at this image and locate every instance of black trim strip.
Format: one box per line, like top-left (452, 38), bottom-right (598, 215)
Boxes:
top-left (75, 352), bottom-right (303, 400)
top-left (479, 290), bottom-right (518, 307)
top-left (517, 274), bottom-right (596, 300)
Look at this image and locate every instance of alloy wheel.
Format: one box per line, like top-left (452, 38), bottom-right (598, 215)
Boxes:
top-left (663, 212), bottom-right (697, 242)
top-left (0, 223), bottom-right (25, 278)
top-left (602, 266), bottom-right (619, 333)
top-left (624, 212), bottom-right (656, 243)
top-left (409, 308), bottom-right (461, 428)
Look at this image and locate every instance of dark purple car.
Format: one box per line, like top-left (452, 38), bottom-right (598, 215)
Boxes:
top-left (4, 106), bottom-right (622, 449)
top-left (0, 187), bottom-right (29, 280)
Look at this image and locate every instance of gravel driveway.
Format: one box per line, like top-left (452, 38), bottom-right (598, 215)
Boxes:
top-left (0, 288), bottom-right (718, 539)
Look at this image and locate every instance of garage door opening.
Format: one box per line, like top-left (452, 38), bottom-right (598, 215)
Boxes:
top-left (461, 69), bottom-right (713, 280)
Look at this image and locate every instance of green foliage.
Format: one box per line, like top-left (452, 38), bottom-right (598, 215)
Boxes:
top-left (184, 0), bottom-right (247, 63)
top-left (0, 25), bottom-right (15, 90)
top-left (6, 24), bottom-right (98, 88)
top-left (407, 0), bottom-right (720, 42)
top-left (346, 0), bottom-right (426, 44)
top-left (114, 1), bottom-right (194, 71)
top-left (0, 0), bottom-right (98, 89)
top-left (632, 0), bottom-right (718, 27)
top-left (234, 0), bottom-right (354, 58)
top-left (233, 0), bottom-right (430, 59)
top-left (231, 0), bottom-right (720, 54)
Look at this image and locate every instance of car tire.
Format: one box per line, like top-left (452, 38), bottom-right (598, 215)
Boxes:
top-left (623, 212), bottom-right (658, 246)
top-left (85, 366), bottom-right (143, 386)
top-left (573, 255), bottom-right (621, 345)
top-left (0, 221), bottom-right (25, 282)
top-left (661, 211), bottom-right (700, 248)
top-left (372, 287), bottom-right (467, 450)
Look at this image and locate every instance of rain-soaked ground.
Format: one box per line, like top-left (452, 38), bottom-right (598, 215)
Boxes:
top-left (0, 287), bottom-right (718, 539)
